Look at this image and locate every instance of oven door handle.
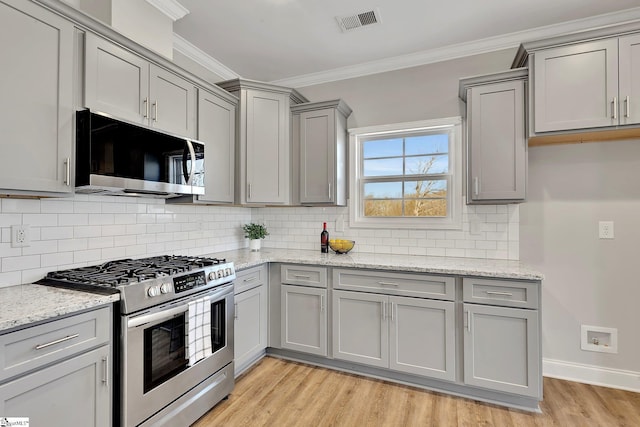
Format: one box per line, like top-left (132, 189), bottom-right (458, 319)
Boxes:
top-left (128, 304), bottom-right (188, 329)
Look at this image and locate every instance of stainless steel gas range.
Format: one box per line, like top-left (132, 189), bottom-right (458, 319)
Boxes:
top-left (40, 255), bottom-right (236, 427)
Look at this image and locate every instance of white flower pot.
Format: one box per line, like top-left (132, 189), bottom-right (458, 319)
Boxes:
top-left (249, 239), bottom-right (261, 251)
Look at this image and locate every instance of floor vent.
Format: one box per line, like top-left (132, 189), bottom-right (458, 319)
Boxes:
top-left (336, 8), bottom-right (381, 32)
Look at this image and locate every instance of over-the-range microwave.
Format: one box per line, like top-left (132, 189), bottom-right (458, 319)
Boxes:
top-left (75, 109), bottom-right (205, 198)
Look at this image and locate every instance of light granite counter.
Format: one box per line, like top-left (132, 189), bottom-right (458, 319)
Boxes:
top-left (0, 284), bottom-right (119, 333)
top-left (210, 248), bottom-right (544, 281)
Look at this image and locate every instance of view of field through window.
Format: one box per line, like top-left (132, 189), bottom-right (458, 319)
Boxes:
top-left (362, 132), bottom-right (450, 217)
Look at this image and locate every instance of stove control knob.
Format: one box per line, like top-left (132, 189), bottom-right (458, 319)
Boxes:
top-left (160, 283), bottom-right (171, 294)
top-left (208, 272), bottom-right (216, 281)
top-left (225, 268), bottom-right (232, 276)
top-left (147, 286), bottom-right (159, 297)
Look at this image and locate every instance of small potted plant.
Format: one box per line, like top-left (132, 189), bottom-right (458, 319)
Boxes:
top-left (243, 223), bottom-right (269, 251)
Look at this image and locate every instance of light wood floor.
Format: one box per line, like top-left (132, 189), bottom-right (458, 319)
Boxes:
top-left (193, 356), bottom-right (640, 426)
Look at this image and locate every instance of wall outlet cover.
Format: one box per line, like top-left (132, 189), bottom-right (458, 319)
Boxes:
top-left (11, 224), bottom-right (30, 248)
top-left (581, 324), bottom-right (618, 353)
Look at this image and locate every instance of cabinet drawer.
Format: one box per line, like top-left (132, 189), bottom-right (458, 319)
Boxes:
top-left (0, 306), bottom-right (111, 383)
top-left (235, 265), bottom-right (267, 294)
top-left (333, 269), bottom-right (455, 300)
top-left (463, 278), bottom-right (539, 309)
top-left (281, 265), bottom-right (327, 288)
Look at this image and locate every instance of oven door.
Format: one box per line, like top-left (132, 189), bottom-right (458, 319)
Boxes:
top-left (121, 284), bottom-right (234, 427)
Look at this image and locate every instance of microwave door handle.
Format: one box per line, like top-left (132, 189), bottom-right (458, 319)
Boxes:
top-left (183, 141), bottom-right (196, 185)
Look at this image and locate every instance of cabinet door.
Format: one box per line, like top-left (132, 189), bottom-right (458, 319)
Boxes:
top-left (389, 297), bottom-right (455, 381)
top-left (149, 64), bottom-right (196, 137)
top-left (619, 33), bottom-right (640, 126)
top-left (468, 79), bottom-right (526, 202)
top-left (463, 304), bottom-right (541, 398)
top-left (85, 33), bottom-right (149, 125)
top-left (0, 0), bottom-right (73, 193)
top-left (300, 108), bottom-right (335, 204)
top-left (0, 345), bottom-right (111, 427)
top-left (281, 285), bottom-right (327, 356)
top-left (332, 290), bottom-right (388, 368)
top-left (197, 89), bottom-right (236, 203)
top-left (245, 90), bottom-right (289, 204)
top-left (234, 285), bottom-right (267, 376)
top-left (533, 39), bottom-right (618, 132)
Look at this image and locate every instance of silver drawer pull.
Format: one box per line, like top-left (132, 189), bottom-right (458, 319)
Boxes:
top-left (243, 277), bottom-right (257, 282)
top-left (102, 356), bottom-right (109, 387)
top-left (378, 281), bottom-right (399, 287)
top-left (485, 290), bottom-right (513, 297)
top-left (293, 275), bottom-right (311, 279)
top-left (35, 333), bottom-right (80, 350)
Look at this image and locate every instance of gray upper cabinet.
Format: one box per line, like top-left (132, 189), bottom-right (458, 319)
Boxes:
top-left (85, 33), bottom-right (196, 138)
top-left (0, 0), bottom-right (74, 195)
top-left (292, 100), bottom-right (352, 206)
top-left (460, 69), bottom-right (527, 203)
top-left (218, 79), bottom-right (308, 205)
top-left (619, 33), bottom-right (640, 126)
top-left (532, 39), bottom-right (618, 132)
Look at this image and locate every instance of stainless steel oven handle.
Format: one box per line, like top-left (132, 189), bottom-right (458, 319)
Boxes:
top-left (128, 304), bottom-right (188, 329)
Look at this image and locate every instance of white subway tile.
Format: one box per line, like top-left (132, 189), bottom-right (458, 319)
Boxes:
top-left (0, 271), bottom-right (22, 288)
top-left (426, 248), bottom-right (446, 257)
top-left (41, 251), bottom-right (74, 267)
top-left (0, 214), bottom-right (22, 227)
top-left (2, 199), bottom-right (40, 213)
top-left (2, 255), bottom-right (41, 272)
top-left (74, 226), bottom-right (102, 238)
top-left (59, 214), bottom-right (89, 226)
top-left (74, 249), bottom-right (102, 263)
top-left (88, 214), bottom-right (115, 225)
top-left (22, 240), bottom-right (58, 256)
top-left (23, 214), bottom-right (58, 227)
top-left (40, 226), bottom-right (74, 240)
top-left (445, 248), bottom-right (465, 257)
top-left (58, 238), bottom-right (88, 252)
top-left (41, 199), bottom-right (74, 214)
top-left (74, 201), bottom-right (102, 213)
top-left (88, 237), bottom-right (115, 249)
top-left (101, 225), bottom-right (127, 236)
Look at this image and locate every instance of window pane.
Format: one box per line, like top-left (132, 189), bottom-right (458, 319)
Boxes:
top-left (363, 138), bottom-right (403, 158)
top-left (364, 182), bottom-right (402, 198)
top-left (365, 199), bottom-right (402, 217)
top-left (406, 134), bottom-right (449, 155)
top-left (404, 199), bottom-right (447, 217)
top-left (363, 158), bottom-right (403, 177)
top-left (404, 180), bottom-right (447, 198)
top-left (405, 155), bottom-right (449, 175)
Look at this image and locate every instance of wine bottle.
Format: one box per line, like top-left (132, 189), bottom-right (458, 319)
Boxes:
top-left (321, 222), bottom-right (329, 253)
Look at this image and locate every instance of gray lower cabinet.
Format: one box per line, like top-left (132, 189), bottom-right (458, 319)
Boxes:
top-left (85, 32), bottom-right (196, 137)
top-left (280, 284), bottom-right (328, 356)
top-left (462, 277), bottom-right (541, 399)
top-left (0, 306), bottom-right (112, 426)
top-left (234, 266), bottom-right (268, 376)
top-left (332, 290), bottom-right (456, 381)
top-left (0, 0), bottom-right (74, 194)
top-left (460, 69), bottom-right (527, 203)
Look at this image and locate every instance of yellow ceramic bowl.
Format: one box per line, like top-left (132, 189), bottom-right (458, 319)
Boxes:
top-left (328, 239), bottom-right (355, 254)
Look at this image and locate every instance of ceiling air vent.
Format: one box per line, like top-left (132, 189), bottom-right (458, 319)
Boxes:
top-left (336, 8), bottom-right (382, 32)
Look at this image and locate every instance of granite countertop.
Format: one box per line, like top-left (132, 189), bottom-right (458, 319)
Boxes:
top-left (211, 248), bottom-right (544, 281)
top-left (0, 284), bottom-right (119, 333)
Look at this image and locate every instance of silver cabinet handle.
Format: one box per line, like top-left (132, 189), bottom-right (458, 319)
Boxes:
top-left (143, 97), bottom-right (149, 119)
top-left (153, 101), bottom-right (158, 122)
top-left (625, 95), bottom-right (630, 118)
top-left (248, 183), bottom-right (251, 200)
top-left (102, 356), bottom-right (108, 387)
top-left (466, 311), bottom-right (471, 332)
top-left (378, 281), bottom-right (398, 287)
top-left (243, 277), bottom-right (257, 283)
top-left (611, 97), bottom-right (618, 120)
top-left (390, 302), bottom-right (394, 321)
top-left (64, 158), bottom-right (70, 186)
top-left (382, 301), bottom-right (387, 320)
top-left (294, 275), bottom-right (311, 279)
top-left (485, 290), bottom-right (513, 297)
top-left (328, 182), bottom-right (332, 198)
top-left (473, 177), bottom-right (479, 196)
top-left (35, 333), bottom-right (79, 350)
top-left (234, 303), bottom-right (238, 320)
top-left (320, 295), bottom-right (324, 313)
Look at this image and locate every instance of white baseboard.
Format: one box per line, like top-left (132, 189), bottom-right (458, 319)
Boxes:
top-left (543, 358), bottom-right (640, 393)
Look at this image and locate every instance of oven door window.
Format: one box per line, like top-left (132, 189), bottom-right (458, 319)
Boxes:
top-left (211, 298), bottom-right (226, 353)
top-left (143, 314), bottom-right (188, 393)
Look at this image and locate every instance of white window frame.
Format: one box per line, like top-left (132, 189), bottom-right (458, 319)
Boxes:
top-left (348, 117), bottom-right (462, 230)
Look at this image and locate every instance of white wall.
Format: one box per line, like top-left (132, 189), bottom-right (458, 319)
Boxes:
top-left (0, 196), bottom-right (250, 288)
top-left (521, 140), bottom-right (640, 378)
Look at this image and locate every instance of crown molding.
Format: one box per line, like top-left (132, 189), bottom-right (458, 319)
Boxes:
top-left (145, 0), bottom-right (189, 22)
top-left (173, 34), bottom-right (241, 81)
top-left (271, 7), bottom-right (640, 88)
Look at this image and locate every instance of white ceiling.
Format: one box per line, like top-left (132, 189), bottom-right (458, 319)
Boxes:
top-left (172, 0), bottom-right (640, 87)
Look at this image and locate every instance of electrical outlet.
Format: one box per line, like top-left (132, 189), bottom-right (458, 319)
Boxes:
top-left (598, 221), bottom-right (614, 239)
top-left (11, 225), bottom-right (30, 248)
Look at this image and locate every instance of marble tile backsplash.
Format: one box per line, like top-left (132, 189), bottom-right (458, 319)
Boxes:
top-left (0, 196), bottom-right (251, 288)
top-left (0, 195), bottom-right (518, 288)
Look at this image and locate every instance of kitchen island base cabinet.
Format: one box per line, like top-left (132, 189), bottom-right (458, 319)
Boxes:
top-left (0, 346), bottom-right (110, 427)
